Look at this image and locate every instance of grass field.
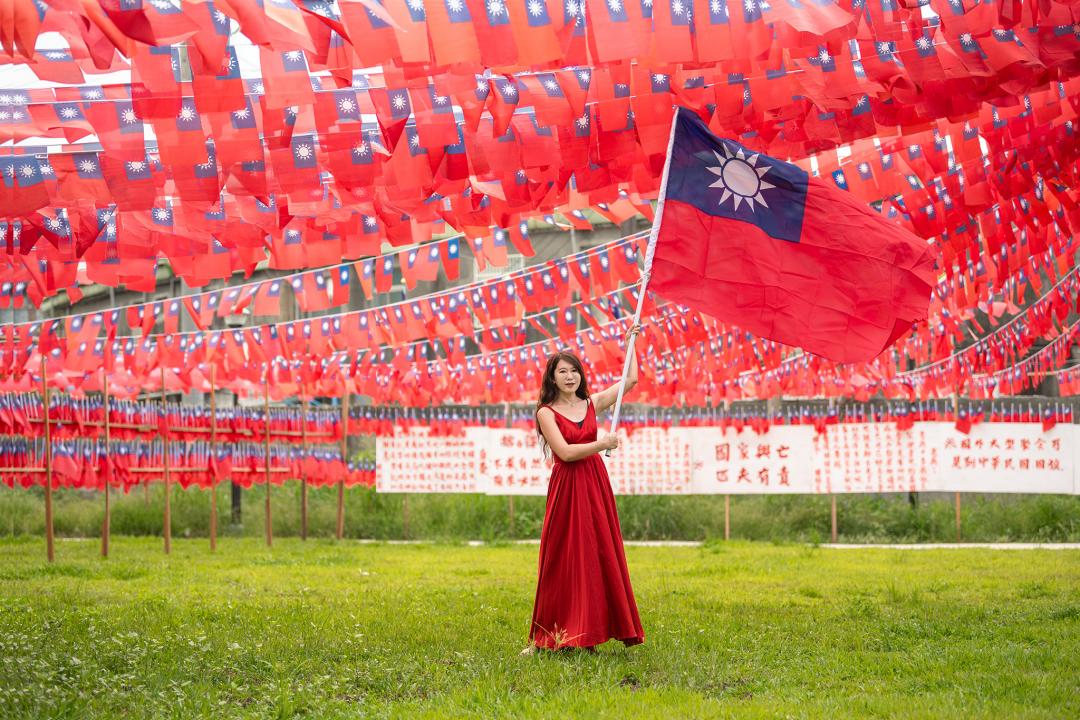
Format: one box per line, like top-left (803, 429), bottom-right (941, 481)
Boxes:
top-left (0, 538), bottom-right (1077, 719)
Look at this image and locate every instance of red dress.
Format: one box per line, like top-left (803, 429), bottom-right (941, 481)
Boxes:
top-left (528, 398), bottom-right (645, 649)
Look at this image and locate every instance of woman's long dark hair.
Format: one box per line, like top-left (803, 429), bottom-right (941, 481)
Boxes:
top-left (535, 352), bottom-right (590, 460)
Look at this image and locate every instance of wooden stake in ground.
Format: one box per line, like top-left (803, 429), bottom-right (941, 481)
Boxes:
top-left (300, 387), bottom-right (308, 541)
top-left (161, 366), bottom-right (171, 555)
top-left (264, 376), bottom-right (272, 548)
top-left (953, 394), bottom-right (961, 543)
top-left (955, 491), bottom-right (962, 543)
top-left (41, 357), bottom-right (54, 563)
top-left (831, 495), bottom-right (838, 543)
top-left (102, 374), bottom-right (111, 559)
top-left (209, 365), bottom-right (217, 552)
top-left (337, 387), bottom-right (348, 540)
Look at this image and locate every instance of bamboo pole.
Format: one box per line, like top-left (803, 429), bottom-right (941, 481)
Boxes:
top-left (300, 387), bottom-right (308, 541)
top-left (209, 366), bottom-right (217, 552)
top-left (264, 376), bottom-right (272, 548)
top-left (337, 387), bottom-right (348, 540)
top-left (161, 366), bottom-right (171, 555)
top-left (101, 374), bottom-right (111, 559)
top-left (41, 359), bottom-right (54, 563)
top-left (724, 494), bottom-right (730, 541)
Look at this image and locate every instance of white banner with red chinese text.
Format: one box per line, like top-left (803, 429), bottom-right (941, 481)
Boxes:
top-left (375, 423), bottom-right (1078, 495)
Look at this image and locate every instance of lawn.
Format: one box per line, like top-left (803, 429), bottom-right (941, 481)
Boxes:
top-left (0, 538), bottom-right (1077, 719)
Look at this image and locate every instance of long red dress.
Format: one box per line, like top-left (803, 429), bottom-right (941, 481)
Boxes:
top-left (528, 397), bottom-right (645, 649)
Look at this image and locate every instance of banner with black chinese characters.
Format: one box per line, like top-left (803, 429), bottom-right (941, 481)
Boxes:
top-left (376, 424), bottom-right (1078, 496)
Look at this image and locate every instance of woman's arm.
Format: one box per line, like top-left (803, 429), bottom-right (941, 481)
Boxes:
top-left (537, 407), bottom-right (618, 462)
top-left (591, 325), bottom-right (640, 415)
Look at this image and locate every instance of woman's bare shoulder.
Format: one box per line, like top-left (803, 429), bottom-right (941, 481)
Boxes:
top-left (535, 405), bottom-right (554, 417)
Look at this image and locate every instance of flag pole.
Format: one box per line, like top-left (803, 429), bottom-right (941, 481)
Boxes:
top-left (605, 107), bottom-right (681, 457)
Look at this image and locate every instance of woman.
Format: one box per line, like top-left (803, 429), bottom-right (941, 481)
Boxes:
top-left (522, 324), bottom-right (645, 654)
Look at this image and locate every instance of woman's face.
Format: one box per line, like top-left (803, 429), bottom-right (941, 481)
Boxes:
top-left (553, 359), bottom-right (581, 393)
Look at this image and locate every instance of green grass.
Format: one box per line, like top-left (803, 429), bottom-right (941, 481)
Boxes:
top-left (3, 485), bottom-right (1080, 543)
top-left (0, 538), bottom-right (1077, 719)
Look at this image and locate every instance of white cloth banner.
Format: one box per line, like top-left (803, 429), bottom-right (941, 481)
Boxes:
top-left (375, 423), bottom-right (1080, 495)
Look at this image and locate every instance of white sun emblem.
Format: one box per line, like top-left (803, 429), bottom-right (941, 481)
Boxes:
top-left (818, 48), bottom-right (830, 64)
top-left (502, 83), bottom-right (517, 97)
top-left (434, 95), bottom-right (448, 104)
top-left (85, 88), bottom-right (102, 99)
top-left (19, 165), bottom-right (34, 177)
top-left (121, 109), bottom-right (138, 124)
top-left (128, 160), bottom-right (146, 172)
top-left (214, 9), bottom-right (227, 23)
top-left (295, 144), bottom-right (312, 158)
top-left (408, 0), bottom-right (424, 9)
top-left (543, 79), bottom-right (560, 92)
top-left (40, 164), bottom-right (52, 175)
top-left (743, 0), bottom-right (755, 12)
top-left (488, 0), bottom-right (506, 15)
top-left (233, 107), bottom-right (250, 119)
top-left (46, 218), bottom-right (62, 230)
top-left (338, 98), bottom-right (356, 113)
top-left (527, 0), bottom-right (543, 14)
top-left (575, 114), bottom-right (589, 128)
top-left (78, 160), bottom-right (96, 173)
top-left (0, 95), bottom-right (10, 104)
top-left (252, 83), bottom-right (265, 94)
top-left (60, 106), bottom-right (79, 118)
top-left (46, 51), bottom-right (66, 60)
top-left (653, 73), bottom-right (667, 84)
top-left (706, 145), bottom-right (776, 213)
top-left (285, 50), bottom-right (303, 62)
top-left (608, 0), bottom-right (622, 10)
top-left (448, 0), bottom-right (464, 11)
top-left (566, 1), bottom-right (579, 16)
top-left (364, 216), bottom-right (377, 228)
top-left (577, 69), bottom-right (590, 83)
top-left (178, 106), bottom-right (196, 121)
top-left (391, 94), bottom-right (407, 110)
top-left (154, 208), bottom-right (170, 221)
top-left (916, 36), bottom-right (931, 50)
top-left (960, 33), bottom-right (972, 45)
top-left (878, 41), bottom-right (892, 55)
top-left (409, 133), bottom-right (420, 147)
top-left (672, 0), bottom-right (685, 15)
top-left (353, 141), bottom-right (369, 156)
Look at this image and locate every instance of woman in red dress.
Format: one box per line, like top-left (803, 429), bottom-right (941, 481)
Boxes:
top-left (522, 324), bottom-right (645, 654)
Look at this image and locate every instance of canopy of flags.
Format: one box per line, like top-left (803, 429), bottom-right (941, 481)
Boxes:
top-left (2, 0), bottom-right (1079, 402)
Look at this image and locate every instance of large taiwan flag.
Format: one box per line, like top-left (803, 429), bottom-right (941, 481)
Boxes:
top-left (647, 108), bottom-right (935, 363)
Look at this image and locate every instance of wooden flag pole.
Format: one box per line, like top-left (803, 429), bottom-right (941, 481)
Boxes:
top-left (101, 373), bottom-right (111, 559)
top-left (724, 494), bottom-right (730, 541)
top-left (41, 357), bottom-right (54, 563)
top-left (605, 110), bottom-right (679, 455)
top-left (336, 385), bottom-right (348, 540)
top-left (264, 375), bottom-right (272, 548)
top-left (161, 366), bottom-right (171, 555)
top-left (209, 365), bottom-right (218, 552)
top-left (300, 386), bottom-right (309, 541)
